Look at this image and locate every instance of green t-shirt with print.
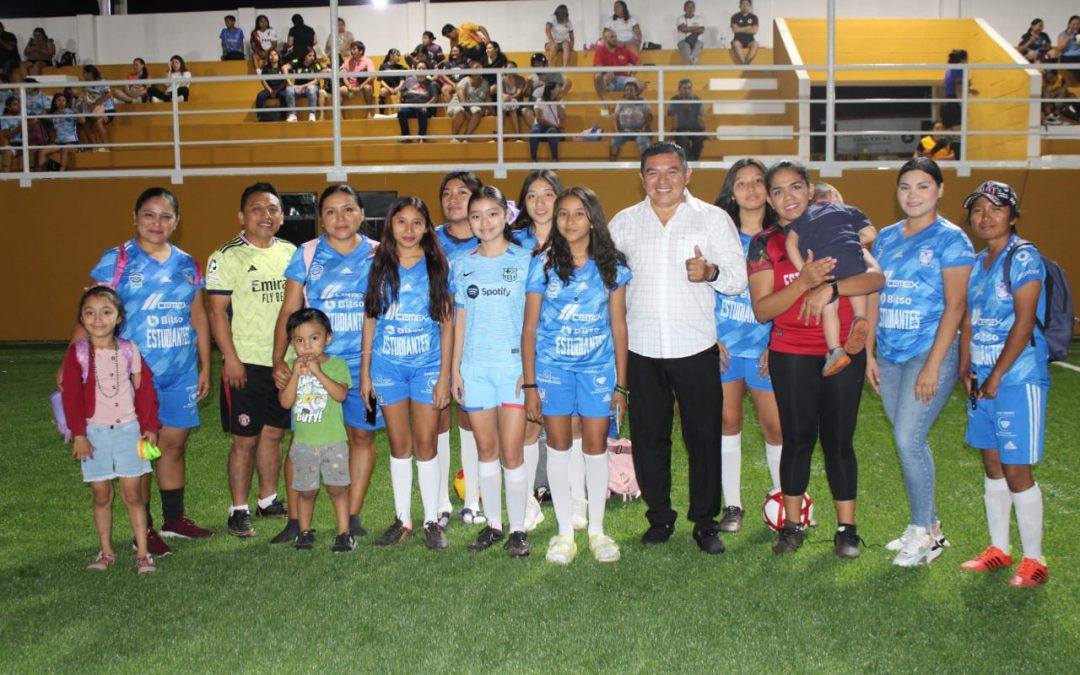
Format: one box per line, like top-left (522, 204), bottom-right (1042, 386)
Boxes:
top-left (288, 355), bottom-right (351, 445)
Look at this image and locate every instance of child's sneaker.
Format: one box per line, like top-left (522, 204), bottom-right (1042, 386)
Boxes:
top-left (87, 551), bottom-right (115, 572)
top-left (589, 533), bottom-right (621, 562)
top-left (331, 532), bottom-right (356, 553)
top-left (843, 316), bottom-right (870, 354)
top-left (294, 529), bottom-right (316, 550)
top-left (135, 554), bottom-right (156, 575)
top-left (960, 546), bottom-right (1012, 572)
top-left (1009, 558), bottom-right (1049, 587)
top-left (822, 348), bottom-right (851, 376)
top-left (545, 534), bottom-right (577, 565)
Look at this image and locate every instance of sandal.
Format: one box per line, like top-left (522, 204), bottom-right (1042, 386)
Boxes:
top-left (86, 551), bottom-right (115, 572)
top-left (458, 507), bottom-right (487, 525)
top-left (589, 533), bottom-right (621, 563)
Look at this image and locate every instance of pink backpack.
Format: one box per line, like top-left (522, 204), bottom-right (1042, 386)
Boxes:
top-left (51, 337), bottom-right (137, 442)
top-left (606, 437), bottom-right (640, 501)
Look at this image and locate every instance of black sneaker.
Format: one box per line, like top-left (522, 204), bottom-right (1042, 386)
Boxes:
top-left (294, 529), bottom-right (316, 550)
top-left (692, 525), bottom-right (726, 555)
top-left (349, 514), bottom-right (368, 538)
top-left (227, 510), bottom-right (256, 538)
top-left (504, 530), bottom-right (531, 558)
top-left (467, 526), bottom-right (505, 552)
top-left (834, 525), bottom-right (862, 559)
top-left (772, 523), bottom-right (805, 555)
top-left (641, 523), bottom-right (674, 545)
top-left (718, 506), bottom-right (744, 533)
top-left (423, 521), bottom-right (449, 550)
top-left (374, 518), bottom-right (413, 546)
top-left (256, 498), bottom-right (287, 518)
top-left (270, 519), bottom-right (300, 545)
top-left (332, 532), bottom-right (357, 553)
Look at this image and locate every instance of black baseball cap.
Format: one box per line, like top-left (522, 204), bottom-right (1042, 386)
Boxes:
top-left (962, 180), bottom-right (1018, 210)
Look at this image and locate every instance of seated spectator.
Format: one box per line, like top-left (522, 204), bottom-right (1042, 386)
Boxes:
top-left (340, 41), bottom-right (376, 117)
top-left (398, 56), bottom-right (439, 142)
top-left (435, 45), bottom-right (468, 108)
top-left (530, 80), bottom-right (565, 161)
top-left (19, 80), bottom-right (49, 168)
top-left (452, 64), bottom-right (489, 142)
top-left (377, 49), bottom-right (408, 115)
top-left (545, 5), bottom-right (575, 69)
top-left (255, 48), bottom-right (289, 122)
top-left (409, 31), bottom-right (444, 67)
top-left (0, 23), bottom-right (20, 82)
top-left (667, 78), bottom-right (704, 161)
top-left (1051, 15), bottom-right (1080, 65)
top-left (1, 97), bottom-right (24, 172)
top-left (46, 92), bottom-right (78, 170)
top-left (1041, 69), bottom-right (1069, 125)
top-left (285, 47), bottom-right (328, 122)
top-left (609, 79), bottom-right (651, 160)
top-left (501, 60), bottom-right (534, 141)
top-left (251, 15), bottom-right (278, 73)
top-left (1016, 18), bottom-right (1052, 63)
top-left (528, 52), bottom-right (572, 101)
top-left (220, 15), bottom-right (246, 61)
top-left (148, 55), bottom-right (192, 103)
top-left (730, 0), bottom-right (759, 65)
top-left (604, 1), bottom-right (641, 55)
top-left (593, 28), bottom-right (639, 115)
top-left (677, 2), bottom-right (706, 65)
top-left (481, 41), bottom-right (508, 96)
top-left (284, 14), bottom-right (317, 63)
top-left (78, 65), bottom-right (114, 151)
top-left (112, 58), bottom-right (150, 104)
top-left (23, 28), bottom-right (56, 76)
top-left (327, 18), bottom-right (354, 65)
top-left (913, 121), bottom-right (955, 160)
top-left (441, 22), bottom-right (491, 63)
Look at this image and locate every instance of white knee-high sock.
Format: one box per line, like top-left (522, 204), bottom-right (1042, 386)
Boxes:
top-left (478, 459), bottom-right (502, 531)
top-left (416, 457), bottom-right (441, 525)
top-left (524, 441), bottom-right (540, 496)
top-left (721, 433), bottom-right (742, 508)
top-left (765, 443), bottom-right (783, 492)
top-left (459, 426), bottom-right (480, 509)
top-left (389, 455), bottom-right (414, 527)
top-left (984, 476), bottom-right (1012, 553)
top-left (569, 436), bottom-right (586, 500)
top-left (584, 451), bottom-right (609, 536)
top-left (504, 464), bottom-right (528, 534)
top-left (1012, 483), bottom-right (1044, 562)
top-left (436, 430), bottom-right (452, 513)
top-left (546, 446), bottom-right (572, 536)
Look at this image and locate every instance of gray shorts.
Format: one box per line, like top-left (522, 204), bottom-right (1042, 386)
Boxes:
top-left (290, 441), bottom-right (350, 492)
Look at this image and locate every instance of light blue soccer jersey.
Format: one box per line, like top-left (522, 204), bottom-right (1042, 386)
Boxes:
top-left (716, 231), bottom-right (771, 359)
top-left (90, 239), bottom-right (203, 379)
top-left (52, 109), bottom-right (78, 144)
top-left (967, 234), bottom-right (1049, 386)
top-left (514, 225), bottom-right (539, 252)
top-left (527, 255), bottom-right (631, 370)
top-left (872, 217), bottom-right (976, 364)
top-left (436, 223), bottom-right (479, 262)
top-left (372, 259), bottom-right (447, 369)
top-left (284, 235), bottom-right (375, 368)
top-left (454, 244), bottom-right (532, 369)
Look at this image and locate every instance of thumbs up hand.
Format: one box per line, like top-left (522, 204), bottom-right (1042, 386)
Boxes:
top-left (685, 244), bottom-right (714, 283)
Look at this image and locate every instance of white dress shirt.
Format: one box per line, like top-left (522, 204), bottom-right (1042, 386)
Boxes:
top-left (610, 191), bottom-right (747, 359)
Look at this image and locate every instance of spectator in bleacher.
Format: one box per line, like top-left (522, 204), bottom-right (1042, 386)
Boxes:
top-left (941, 49), bottom-right (977, 142)
top-left (452, 63), bottom-right (489, 142)
top-left (593, 28), bottom-right (639, 116)
top-left (398, 54), bottom-right (439, 142)
top-left (528, 52), bottom-right (572, 102)
top-left (545, 5), bottom-right (575, 69)
top-left (668, 78), bottom-right (704, 161)
top-left (441, 22), bottom-right (492, 63)
top-left (47, 92), bottom-right (78, 170)
top-left (913, 122), bottom-right (956, 160)
top-left (148, 55), bottom-right (192, 103)
top-left (1050, 15), bottom-right (1080, 65)
top-left (79, 65), bottom-right (114, 151)
top-left (0, 23), bottom-right (20, 81)
top-left (435, 45), bottom-right (468, 108)
top-left (112, 58), bottom-right (150, 104)
top-left (22, 28), bottom-right (55, 76)
top-left (285, 47), bottom-right (328, 122)
top-left (327, 18), bottom-right (354, 66)
top-left (1041, 69), bottom-right (1070, 125)
top-left (285, 14), bottom-right (317, 64)
top-left (530, 80), bottom-right (565, 161)
top-left (677, 2), bottom-right (706, 66)
top-left (255, 48), bottom-right (289, 122)
top-left (409, 31), bottom-right (445, 67)
top-left (730, 0), bottom-right (759, 65)
top-left (1016, 18), bottom-right (1052, 63)
top-left (0, 97), bottom-right (23, 172)
top-left (220, 15), bottom-right (246, 61)
top-left (340, 41), bottom-right (376, 116)
top-left (481, 41), bottom-right (508, 96)
top-left (377, 48), bottom-right (409, 115)
top-left (251, 15), bottom-right (278, 73)
top-left (610, 79), bottom-right (651, 161)
top-left (604, 2), bottom-right (641, 55)
top-left (501, 60), bottom-right (534, 141)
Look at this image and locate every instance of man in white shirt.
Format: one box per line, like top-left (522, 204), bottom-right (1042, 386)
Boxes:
top-left (609, 141), bottom-right (746, 554)
top-left (677, 1), bottom-right (706, 65)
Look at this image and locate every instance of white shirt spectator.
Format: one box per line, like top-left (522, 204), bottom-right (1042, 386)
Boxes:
top-left (253, 28), bottom-right (277, 51)
top-left (609, 191), bottom-right (746, 359)
top-left (605, 17), bottom-right (639, 44)
top-left (678, 14), bottom-right (706, 40)
top-left (547, 16), bottom-right (574, 44)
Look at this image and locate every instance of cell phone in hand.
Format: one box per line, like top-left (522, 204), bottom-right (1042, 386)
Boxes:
top-left (365, 393), bottom-right (378, 426)
top-left (969, 375), bottom-right (979, 410)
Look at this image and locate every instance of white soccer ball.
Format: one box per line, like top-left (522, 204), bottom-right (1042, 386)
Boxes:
top-left (762, 488), bottom-right (814, 532)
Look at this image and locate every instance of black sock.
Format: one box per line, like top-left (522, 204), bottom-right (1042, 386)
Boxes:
top-left (160, 487), bottom-right (184, 523)
top-left (837, 523), bottom-right (857, 533)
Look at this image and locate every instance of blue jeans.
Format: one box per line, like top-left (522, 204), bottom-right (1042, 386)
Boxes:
top-left (286, 85), bottom-right (318, 114)
top-left (529, 124), bottom-right (561, 161)
top-left (877, 339), bottom-right (959, 529)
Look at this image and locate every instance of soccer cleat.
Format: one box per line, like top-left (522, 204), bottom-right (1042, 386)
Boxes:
top-left (294, 529), bottom-right (316, 550)
top-left (822, 348), bottom-right (851, 377)
top-left (545, 534), bottom-right (577, 565)
top-left (892, 526), bottom-right (934, 567)
top-left (331, 532), bottom-right (357, 553)
top-left (374, 519), bottom-right (413, 546)
top-left (718, 506), bottom-right (744, 533)
top-left (524, 495), bottom-right (545, 532)
top-left (227, 510), bottom-right (256, 538)
top-left (1008, 558), bottom-right (1049, 587)
top-left (135, 554), bottom-right (156, 576)
top-left (467, 526), bottom-right (505, 552)
top-left (571, 497), bottom-right (588, 530)
top-left (255, 499), bottom-right (287, 519)
top-left (589, 533), bottom-right (621, 563)
top-left (161, 515), bottom-right (214, 539)
top-left (772, 523), bottom-right (805, 555)
top-left (423, 521), bottom-right (449, 550)
top-left (436, 511), bottom-right (451, 530)
top-left (843, 316), bottom-right (870, 355)
top-left (270, 519), bottom-right (300, 544)
top-left (961, 546), bottom-right (1013, 572)
top-left (348, 514), bottom-right (368, 538)
top-left (86, 551), bottom-right (115, 572)
top-left (834, 525), bottom-right (862, 559)
top-left (458, 507), bottom-right (487, 526)
top-left (504, 530), bottom-right (531, 558)
top-left (145, 528), bottom-right (172, 556)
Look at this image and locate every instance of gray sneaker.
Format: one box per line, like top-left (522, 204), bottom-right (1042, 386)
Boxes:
top-left (719, 506), bottom-right (744, 533)
top-left (772, 523), bottom-right (805, 555)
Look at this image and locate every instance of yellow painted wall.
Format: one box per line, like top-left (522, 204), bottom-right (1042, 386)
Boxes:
top-left (3, 168), bottom-right (1078, 341)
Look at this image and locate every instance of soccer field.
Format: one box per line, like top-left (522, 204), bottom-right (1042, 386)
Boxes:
top-left (2, 345), bottom-right (1077, 673)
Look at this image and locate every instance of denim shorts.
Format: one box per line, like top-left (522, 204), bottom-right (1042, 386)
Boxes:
top-left (82, 420), bottom-right (152, 482)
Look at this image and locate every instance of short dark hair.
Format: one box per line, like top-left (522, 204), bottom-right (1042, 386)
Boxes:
top-left (292, 14), bottom-right (304, 26)
top-left (240, 182), bottom-right (280, 211)
top-left (224, 14), bottom-right (236, 22)
top-left (286, 307), bottom-right (333, 338)
top-left (441, 24), bottom-right (456, 37)
top-left (639, 141), bottom-right (687, 173)
top-left (351, 41), bottom-right (364, 52)
top-left (423, 30), bottom-right (436, 41)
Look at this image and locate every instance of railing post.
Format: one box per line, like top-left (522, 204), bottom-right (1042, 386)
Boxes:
top-left (330, 0), bottom-right (343, 173)
top-left (496, 69), bottom-right (504, 167)
top-left (657, 68), bottom-right (665, 142)
top-left (960, 62), bottom-right (969, 163)
top-left (825, 0), bottom-right (836, 165)
top-left (171, 80), bottom-right (182, 182)
top-left (18, 86), bottom-right (30, 182)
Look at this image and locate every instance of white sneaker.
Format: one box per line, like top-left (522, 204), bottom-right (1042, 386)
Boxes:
top-left (888, 520), bottom-right (950, 551)
top-left (308, 113), bottom-right (317, 122)
top-left (885, 525), bottom-right (913, 552)
top-left (571, 497), bottom-right (588, 530)
top-left (892, 526), bottom-right (934, 567)
top-left (524, 495), bottom-right (545, 532)
top-left (1045, 113), bottom-right (1063, 126)
top-left (545, 534), bottom-right (577, 565)
top-left (286, 113), bottom-right (298, 123)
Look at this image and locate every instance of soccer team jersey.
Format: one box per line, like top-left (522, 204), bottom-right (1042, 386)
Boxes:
top-left (284, 235), bottom-right (376, 369)
top-left (716, 232), bottom-right (771, 359)
top-left (90, 239), bottom-right (203, 379)
top-left (436, 223), bottom-right (478, 262)
top-left (967, 235), bottom-right (1049, 387)
top-left (453, 244), bottom-right (532, 369)
top-left (872, 217), bottom-right (975, 364)
top-left (289, 355), bottom-right (351, 445)
top-left (527, 255), bottom-right (631, 370)
top-left (514, 225), bottom-right (539, 252)
top-left (371, 259), bottom-right (448, 369)
top-left (206, 234), bottom-right (296, 367)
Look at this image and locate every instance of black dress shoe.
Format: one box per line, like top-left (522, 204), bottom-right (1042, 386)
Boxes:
top-left (693, 525), bottom-right (726, 554)
top-left (641, 523), bottom-right (675, 545)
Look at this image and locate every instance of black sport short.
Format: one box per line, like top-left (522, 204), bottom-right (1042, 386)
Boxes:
top-left (220, 363), bottom-right (291, 437)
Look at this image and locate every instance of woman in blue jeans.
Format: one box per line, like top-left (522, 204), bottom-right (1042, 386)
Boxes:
top-left (865, 157), bottom-right (974, 567)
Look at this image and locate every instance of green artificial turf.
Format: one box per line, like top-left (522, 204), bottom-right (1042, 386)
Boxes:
top-left (1, 345), bottom-right (1077, 673)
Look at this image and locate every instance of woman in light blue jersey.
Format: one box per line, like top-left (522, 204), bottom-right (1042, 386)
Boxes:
top-left (865, 158), bottom-right (973, 567)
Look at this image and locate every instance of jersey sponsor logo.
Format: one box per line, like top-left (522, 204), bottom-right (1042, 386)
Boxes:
top-left (401, 282), bottom-right (413, 293)
top-left (503, 267), bottom-right (518, 282)
top-left (319, 284), bottom-right (343, 300)
top-left (556, 304), bottom-right (604, 323)
top-left (384, 303), bottom-right (428, 323)
top-left (144, 326), bottom-right (192, 349)
top-left (208, 259), bottom-right (219, 274)
top-left (467, 284), bottom-right (480, 299)
top-left (885, 270), bottom-right (919, 290)
top-left (718, 297), bottom-right (756, 323)
top-left (879, 308), bottom-right (921, 330)
top-left (555, 333), bottom-right (607, 357)
top-left (141, 293), bottom-right (187, 311)
top-left (918, 248), bottom-right (934, 266)
top-left (381, 333), bottom-right (432, 357)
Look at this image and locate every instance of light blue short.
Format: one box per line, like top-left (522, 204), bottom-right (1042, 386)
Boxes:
top-left (82, 420), bottom-right (152, 482)
top-left (461, 363), bottom-right (523, 411)
top-left (156, 369), bottom-right (200, 429)
top-left (720, 354), bottom-right (773, 392)
top-left (965, 382), bottom-right (1047, 465)
top-left (343, 362), bottom-right (385, 431)
top-left (535, 363), bottom-right (615, 418)
top-left (372, 358), bottom-right (441, 407)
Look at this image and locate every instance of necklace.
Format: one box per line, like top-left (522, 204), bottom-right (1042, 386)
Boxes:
top-left (93, 340), bottom-right (122, 400)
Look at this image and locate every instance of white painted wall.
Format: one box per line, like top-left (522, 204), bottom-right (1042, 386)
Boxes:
top-left (0, 0), bottom-right (1076, 65)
